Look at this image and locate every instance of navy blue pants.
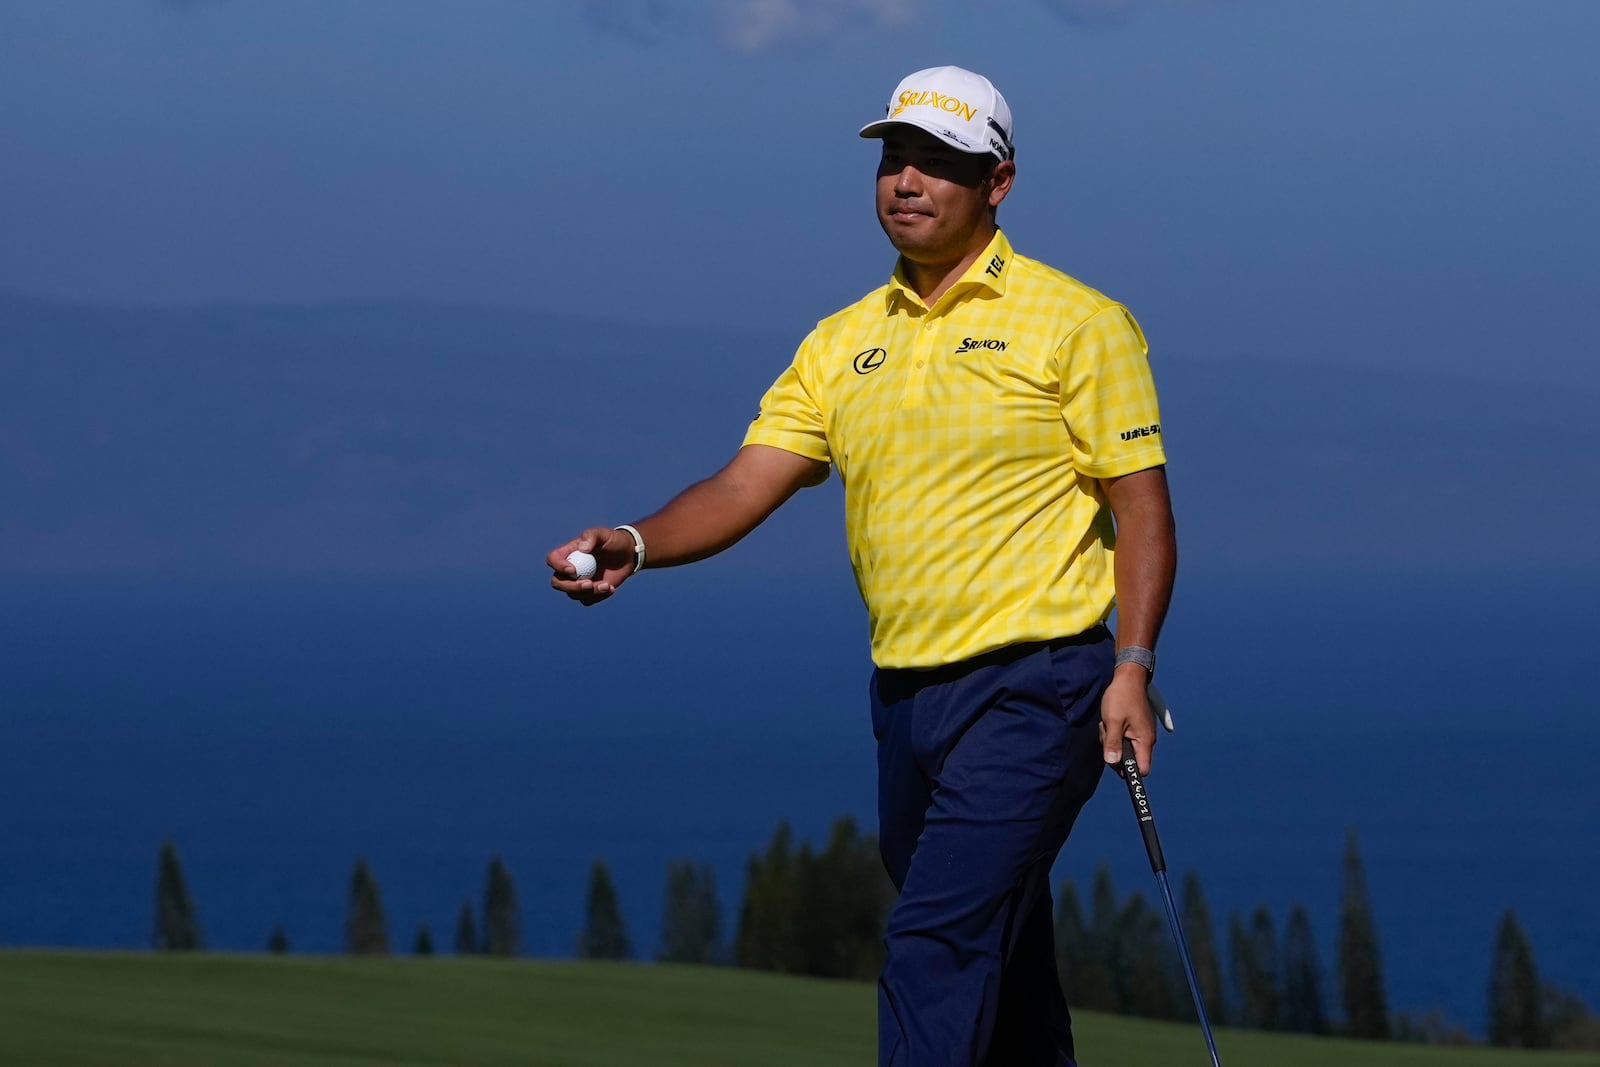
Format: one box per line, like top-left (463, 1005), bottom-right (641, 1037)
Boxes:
top-left (871, 628), bottom-right (1113, 1067)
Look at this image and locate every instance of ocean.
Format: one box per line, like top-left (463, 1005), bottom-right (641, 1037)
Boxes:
top-left (2, 567), bottom-right (1596, 1036)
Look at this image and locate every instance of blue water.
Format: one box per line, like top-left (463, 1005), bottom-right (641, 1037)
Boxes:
top-left (2, 568), bottom-right (1596, 1036)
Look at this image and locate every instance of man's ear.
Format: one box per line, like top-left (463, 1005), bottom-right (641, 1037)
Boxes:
top-left (987, 159), bottom-right (1017, 208)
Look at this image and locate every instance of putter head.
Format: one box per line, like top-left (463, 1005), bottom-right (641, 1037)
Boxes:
top-left (1149, 682), bottom-right (1175, 732)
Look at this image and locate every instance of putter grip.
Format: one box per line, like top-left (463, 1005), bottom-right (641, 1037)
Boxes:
top-left (1121, 738), bottom-right (1167, 875)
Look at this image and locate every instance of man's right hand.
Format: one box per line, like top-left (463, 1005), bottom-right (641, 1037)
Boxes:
top-left (547, 526), bottom-right (639, 605)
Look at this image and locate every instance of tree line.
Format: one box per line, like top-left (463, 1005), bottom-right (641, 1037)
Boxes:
top-left (151, 824), bottom-right (1596, 1049)
top-left (1050, 830), bottom-right (1597, 1050)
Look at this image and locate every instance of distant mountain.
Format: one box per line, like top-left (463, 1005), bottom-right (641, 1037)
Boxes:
top-left (2, 289), bottom-right (1595, 574)
top-left (1158, 350), bottom-right (1600, 572)
top-left (0, 291), bottom-right (797, 573)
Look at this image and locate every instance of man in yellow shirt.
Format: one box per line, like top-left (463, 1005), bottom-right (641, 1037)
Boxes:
top-left (550, 66), bottom-right (1175, 1067)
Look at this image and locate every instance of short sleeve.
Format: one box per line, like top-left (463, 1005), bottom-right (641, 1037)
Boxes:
top-left (1057, 305), bottom-right (1167, 478)
top-left (741, 331), bottom-right (832, 464)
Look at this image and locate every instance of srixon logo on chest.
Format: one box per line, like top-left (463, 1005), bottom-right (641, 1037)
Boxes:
top-left (955, 337), bottom-right (1008, 354)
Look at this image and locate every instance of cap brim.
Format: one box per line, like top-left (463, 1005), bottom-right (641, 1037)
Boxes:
top-left (858, 118), bottom-right (993, 157)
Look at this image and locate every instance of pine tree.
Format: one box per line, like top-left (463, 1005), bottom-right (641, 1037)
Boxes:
top-left (1228, 909), bottom-right (1278, 1030)
top-left (152, 839), bottom-right (203, 951)
top-left (1337, 829), bottom-right (1388, 1038)
top-left (1113, 890), bottom-right (1179, 1019)
top-left (795, 816), bottom-right (893, 980)
top-left (735, 820), bottom-right (799, 972)
top-left (1054, 880), bottom-right (1090, 1005)
top-left (577, 858), bottom-right (631, 959)
top-left (1282, 902), bottom-right (1327, 1034)
top-left (733, 817), bottom-right (893, 980)
top-left (1541, 981), bottom-right (1599, 1051)
top-left (482, 854), bottom-right (521, 957)
top-left (454, 899), bottom-right (478, 955)
top-left (735, 853), bottom-right (770, 969)
top-left (1089, 860), bottom-right (1119, 951)
top-left (786, 840), bottom-right (820, 972)
top-left (1227, 912), bottom-right (1255, 1027)
top-left (1248, 904), bottom-right (1281, 1030)
top-left (413, 924), bottom-right (435, 956)
top-left (1180, 869), bottom-right (1226, 1025)
top-left (344, 857), bottom-right (390, 955)
top-left (1068, 861), bottom-right (1119, 1012)
top-left (1487, 909), bottom-right (1546, 1047)
top-left (659, 859), bottom-right (724, 964)
top-left (836, 818), bottom-right (895, 980)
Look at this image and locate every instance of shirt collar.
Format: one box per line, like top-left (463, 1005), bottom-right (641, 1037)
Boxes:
top-left (886, 229), bottom-right (1014, 315)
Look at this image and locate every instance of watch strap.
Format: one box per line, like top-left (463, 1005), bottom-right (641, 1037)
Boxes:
top-left (614, 524), bottom-right (646, 574)
top-left (1115, 645), bottom-right (1156, 677)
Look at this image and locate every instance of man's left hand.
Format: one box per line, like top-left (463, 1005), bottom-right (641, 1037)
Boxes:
top-left (1101, 663), bottom-right (1158, 775)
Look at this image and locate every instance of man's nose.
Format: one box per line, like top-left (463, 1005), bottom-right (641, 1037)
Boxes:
top-left (894, 165), bottom-right (924, 195)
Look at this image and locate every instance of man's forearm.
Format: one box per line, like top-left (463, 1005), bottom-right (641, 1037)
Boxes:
top-left (629, 476), bottom-right (778, 568)
top-left (627, 444), bottom-right (828, 569)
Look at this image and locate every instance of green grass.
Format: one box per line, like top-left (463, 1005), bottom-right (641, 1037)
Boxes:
top-left (0, 950), bottom-right (1590, 1066)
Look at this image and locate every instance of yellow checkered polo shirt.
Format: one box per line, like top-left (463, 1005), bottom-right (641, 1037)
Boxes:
top-left (743, 230), bottom-right (1167, 669)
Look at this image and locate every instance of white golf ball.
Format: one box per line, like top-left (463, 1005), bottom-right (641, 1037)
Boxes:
top-left (566, 550), bottom-right (597, 579)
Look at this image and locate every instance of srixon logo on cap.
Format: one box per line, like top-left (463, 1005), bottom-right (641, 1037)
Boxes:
top-left (890, 90), bottom-right (978, 122)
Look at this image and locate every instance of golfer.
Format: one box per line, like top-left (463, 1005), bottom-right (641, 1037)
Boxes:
top-left (549, 66), bottom-right (1176, 1067)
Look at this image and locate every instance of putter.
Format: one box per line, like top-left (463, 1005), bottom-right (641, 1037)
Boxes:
top-left (1120, 733), bottom-right (1223, 1067)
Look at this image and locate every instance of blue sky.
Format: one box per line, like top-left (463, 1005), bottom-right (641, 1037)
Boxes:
top-left (3, 0), bottom-right (1598, 388)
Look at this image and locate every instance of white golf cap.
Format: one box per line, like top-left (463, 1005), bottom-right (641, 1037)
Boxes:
top-left (859, 66), bottom-right (1014, 161)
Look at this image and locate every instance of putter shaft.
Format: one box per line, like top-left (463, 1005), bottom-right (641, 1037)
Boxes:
top-left (1120, 739), bottom-right (1223, 1067)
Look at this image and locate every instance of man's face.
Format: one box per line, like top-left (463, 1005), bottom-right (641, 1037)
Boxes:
top-left (875, 127), bottom-right (1009, 266)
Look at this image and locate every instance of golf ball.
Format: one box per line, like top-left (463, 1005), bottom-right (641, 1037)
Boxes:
top-left (566, 550), bottom-right (597, 579)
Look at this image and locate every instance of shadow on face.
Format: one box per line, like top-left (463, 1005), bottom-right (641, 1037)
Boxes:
top-left (876, 127), bottom-right (997, 189)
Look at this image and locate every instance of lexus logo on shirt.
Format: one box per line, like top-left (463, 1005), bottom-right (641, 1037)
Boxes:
top-left (853, 347), bottom-right (887, 374)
